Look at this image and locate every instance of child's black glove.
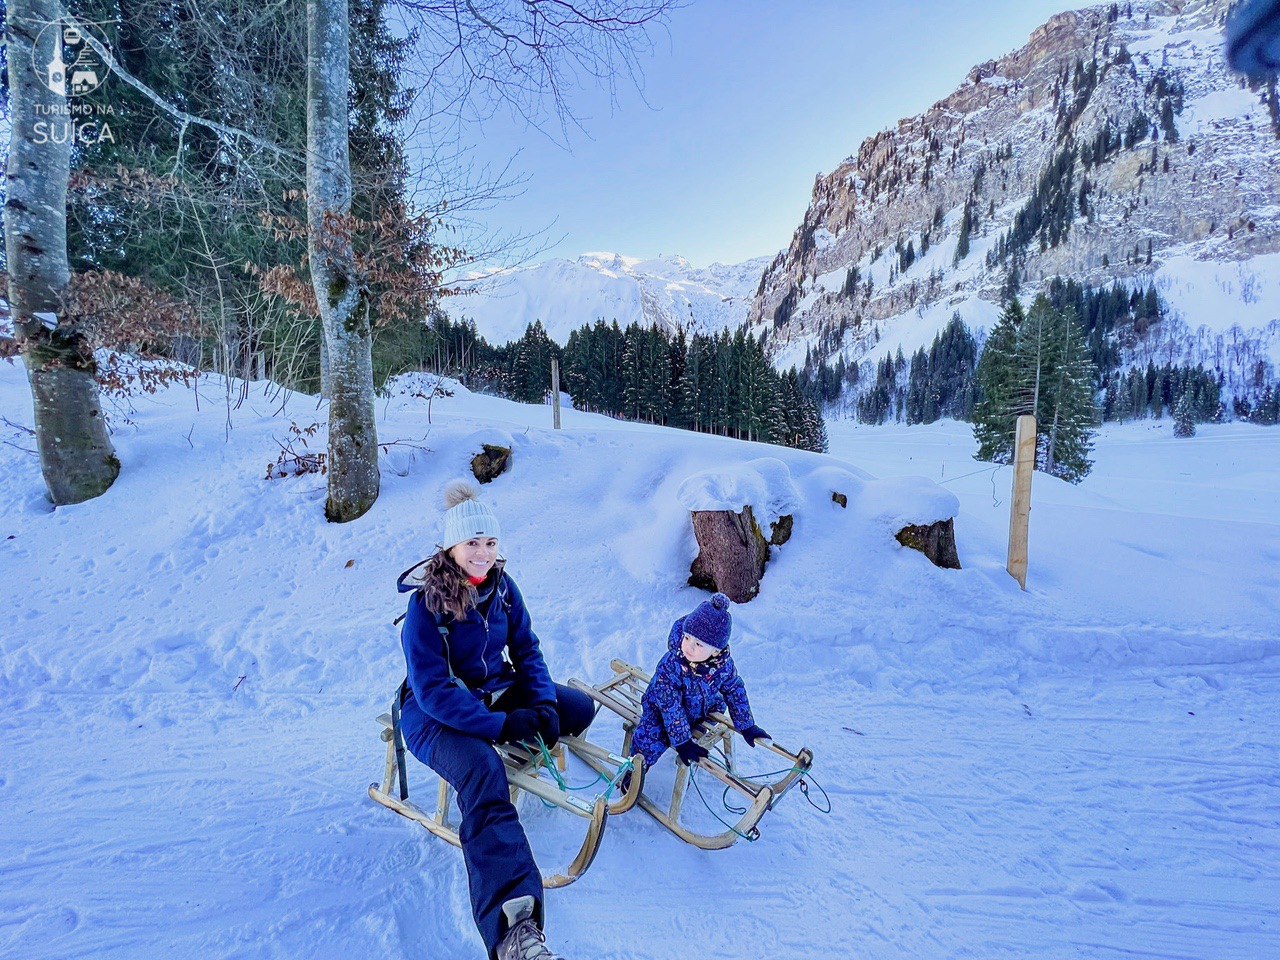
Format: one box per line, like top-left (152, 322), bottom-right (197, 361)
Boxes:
top-left (533, 703), bottom-right (560, 748)
top-left (499, 708), bottom-right (540, 744)
top-left (740, 724), bottom-right (770, 747)
top-left (674, 739), bottom-right (709, 766)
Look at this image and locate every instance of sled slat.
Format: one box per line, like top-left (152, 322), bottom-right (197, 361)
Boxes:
top-left (370, 697), bottom-right (612, 889)
top-left (561, 736), bottom-right (644, 815)
top-left (669, 763), bottom-right (689, 820)
top-left (381, 734), bottom-right (398, 795)
top-left (369, 787), bottom-right (463, 848)
top-left (634, 782), bottom-right (774, 850)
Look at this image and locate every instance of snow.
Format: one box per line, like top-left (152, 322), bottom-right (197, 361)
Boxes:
top-left (675, 457), bottom-right (804, 531)
top-left (800, 246), bottom-right (1280, 392)
top-left (2, 357), bottom-right (1279, 960)
top-left (1126, 24), bottom-right (1225, 64)
top-left (1180, 87), bottom-right (1266, 135)
top-left (1156, 252), bottom-right (1280, 335)
top-left (860, 295), bottom-right (1003, 368)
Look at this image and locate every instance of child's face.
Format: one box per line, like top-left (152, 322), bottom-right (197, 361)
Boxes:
top-left (681, 632), bottom-right (718, 663)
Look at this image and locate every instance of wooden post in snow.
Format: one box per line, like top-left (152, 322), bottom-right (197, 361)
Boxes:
top-left (551, 358), bottom-right (562, 430)
top-left (1007, 414), bottom-right (1036, 589)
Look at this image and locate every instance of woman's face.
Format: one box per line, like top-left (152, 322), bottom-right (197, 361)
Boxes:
top-left (449, 537), bottom-right (499, 579)
top-left (681, 632), bottom-right (718, 663)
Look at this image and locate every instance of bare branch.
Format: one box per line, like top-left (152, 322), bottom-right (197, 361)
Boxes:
top-left (393, 0), bottom-right (680, 143)
top-left (68, 17), bottom-right (308, 168)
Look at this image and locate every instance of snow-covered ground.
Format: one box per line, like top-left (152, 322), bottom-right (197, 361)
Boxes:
top-left (2, 359), bottom-right (1277, 960)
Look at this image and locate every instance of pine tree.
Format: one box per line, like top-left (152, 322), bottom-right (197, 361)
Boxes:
top-left (777, 369), bottom-right (806, 448)
top-left (1039, 305), bottom-right (1096, 481)
top-left (801, 396), bottom-right (829, 452)
top-left (620, 322), bottom-right (644, 419)
top-left (972, 298), bottom-right (1027, 462)
top-left (972, 296), bottom-right (1097, 480)
top-left (954, 196), bottom-right (976, 263)
top-left (641, 324), bottom-right (672, 423)
top-left (1173, 389), bottom-right (1196, 437)
top-left (677, 334), bottom-right (706, 431)
top-left (739, 333), bottom-right (774, 442)
top-left (711, 331), bottom-right (734, 435)
top-left (668, 328), bottom-right (688, 424)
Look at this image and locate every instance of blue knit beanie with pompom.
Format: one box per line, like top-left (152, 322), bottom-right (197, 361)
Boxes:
top-left (682, 592), bottom-right (732, 650)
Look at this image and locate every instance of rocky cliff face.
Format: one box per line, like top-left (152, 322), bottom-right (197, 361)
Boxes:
top-left (752, 0), bottom-right (1280, 384)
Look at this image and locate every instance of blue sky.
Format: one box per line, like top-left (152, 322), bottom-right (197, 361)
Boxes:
top-left (424, 0), bottom-right (1085, 268)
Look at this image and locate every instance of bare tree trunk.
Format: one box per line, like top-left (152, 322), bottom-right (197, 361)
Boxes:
top-left (307, 0), bottom-right (378, 521)
top-left (5, 0), bottom-right (120, 504)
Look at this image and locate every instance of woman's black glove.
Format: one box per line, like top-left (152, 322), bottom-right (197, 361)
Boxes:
top-left (674, 739), bottom-right (709, 766)
top-left (499, 708), bottom-right (540, 744)
top-left (740, 724), bottom-right (770, 747)
top-left (533, 704), bottom-right (561, 748)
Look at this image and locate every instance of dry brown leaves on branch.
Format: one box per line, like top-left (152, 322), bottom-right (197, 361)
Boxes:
top-left (71, 270), bottom-right (202, 398)
top-left (96, 353), bottom-right (199, 400)
top-left (249, 196), bottom-right (471, 323)
top-left (266, 421), bottom-right (328, 479)
top-left (2, 266), bottom-right (201, 395)
top-left (67, 269), bottom-right (200, 352)
top-left (68, 165), bottom-right (184, 208)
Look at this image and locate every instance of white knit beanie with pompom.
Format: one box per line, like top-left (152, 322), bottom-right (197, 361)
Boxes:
top-left (441, 479), bottom-right (501, 549)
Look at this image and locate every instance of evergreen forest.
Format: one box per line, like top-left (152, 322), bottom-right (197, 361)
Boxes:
top-left (390, 317), bottom-right (829, 453)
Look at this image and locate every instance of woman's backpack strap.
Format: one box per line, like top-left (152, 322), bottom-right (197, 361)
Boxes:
top-left (497, 570), bottom-right (513, 613)
top-left (392, 559), bottom-right (431, 625)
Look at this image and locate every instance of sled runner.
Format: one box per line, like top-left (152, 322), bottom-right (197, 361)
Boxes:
top-left (368, 695), bottom-right (641, 888)
top-left (565, 659), bottom-right (815, 850)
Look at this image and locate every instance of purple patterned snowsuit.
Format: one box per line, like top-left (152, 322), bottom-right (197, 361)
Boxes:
top-left (631, 615), bottom-right (755, 768)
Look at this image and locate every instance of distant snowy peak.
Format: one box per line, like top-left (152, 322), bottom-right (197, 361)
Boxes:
top-left (450, 252), bottom-right (773, 346)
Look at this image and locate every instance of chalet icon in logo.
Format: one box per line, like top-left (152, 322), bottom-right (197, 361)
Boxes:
top-left (34, 20), bottom-right (109, 97)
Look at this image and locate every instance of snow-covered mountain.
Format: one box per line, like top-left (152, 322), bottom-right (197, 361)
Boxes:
top-left (753, 0), bottom-right (1280, 396)
top-left (450, 252), bottom-right (772, 345)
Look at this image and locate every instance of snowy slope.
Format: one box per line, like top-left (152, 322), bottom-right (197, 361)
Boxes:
top-left (1, 360), bottom-right (1278, 960)
top-left (452, 252), bottom-right (771, 345)
top-left (756, 0), bottom-right (1280, 398)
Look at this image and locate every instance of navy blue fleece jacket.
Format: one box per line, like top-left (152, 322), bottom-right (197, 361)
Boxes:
top-left (398, 568), bottom-right (556, 746)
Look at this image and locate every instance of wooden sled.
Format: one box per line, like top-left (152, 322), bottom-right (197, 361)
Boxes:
top-left (368, 701), bottom-right (641, 888)
top-left (565, 659), bottom-right (814, 850)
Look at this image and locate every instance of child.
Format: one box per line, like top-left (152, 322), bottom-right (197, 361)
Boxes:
top-left (631, 592), bottom-right (770, 769)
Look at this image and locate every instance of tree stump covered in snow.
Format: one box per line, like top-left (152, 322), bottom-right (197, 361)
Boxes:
top-left (687, 505), bottom-right (771, 603)
top-left (470, 444), bottom-right (511, 483)
top-left (895, 518), bottom-right (961, 569)
top-left (680, 458), bottom-right (800, 604)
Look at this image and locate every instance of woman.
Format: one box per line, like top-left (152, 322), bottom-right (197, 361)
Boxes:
top-left (397, 480), bottom-right (593, 960)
